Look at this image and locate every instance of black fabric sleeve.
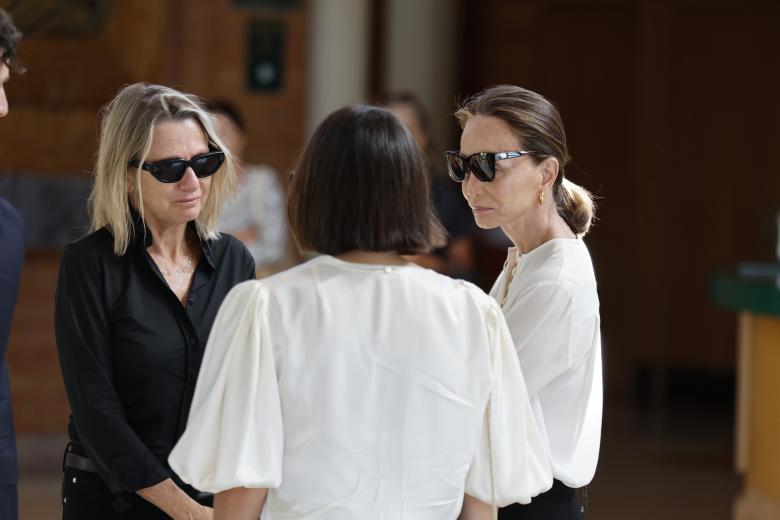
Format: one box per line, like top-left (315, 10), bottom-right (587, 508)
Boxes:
top-left (232, 234), bottom-right (256, 280)
top-left (246, 246), bottom-right (257, 280)
top-left (54, 244), bottom-right (170, 494)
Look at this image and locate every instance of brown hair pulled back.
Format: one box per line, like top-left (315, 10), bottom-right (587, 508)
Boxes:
top-left (455, 85), bottom-right (595, 236)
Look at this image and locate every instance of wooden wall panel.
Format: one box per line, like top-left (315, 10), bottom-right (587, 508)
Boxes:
top-left (1, 0), bottom-right (308, 175)
top-left (0, 0), bottom-right (168, 174)
top-left (161, 0), bottom-right (308, 172)
top-left (662, 9), bottom-right (780, 367)
top-left (6, 253), bottom-right (69, 434)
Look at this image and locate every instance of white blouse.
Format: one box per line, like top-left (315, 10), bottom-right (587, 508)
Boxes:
top-left (169, 255), bottom-right (552, 518)
top-left (491, 238), bottom-right (602, 489)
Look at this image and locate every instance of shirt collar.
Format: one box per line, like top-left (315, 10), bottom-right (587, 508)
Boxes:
top-left (129, 208), bottom-right (216, 270)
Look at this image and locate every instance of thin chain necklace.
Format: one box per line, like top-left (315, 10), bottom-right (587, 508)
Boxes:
top-left (150, 236), bottom-right (197, 282)
top-left (157, 254), bottom-right (194, 280)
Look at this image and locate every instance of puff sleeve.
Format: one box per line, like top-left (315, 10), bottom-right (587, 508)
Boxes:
top-left (503, 281), bottom-right (597, 400)
top-left (168, 280), bottom-right (283, 493)
top-left (465, 301), bottom-right (553, 507)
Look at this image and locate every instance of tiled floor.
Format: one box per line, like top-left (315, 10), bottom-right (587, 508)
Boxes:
top-left (587, 405), bottom-right (739, 519)
top-left (18, 474), bottom-right (61, 519)
top-left (18, 405), bottom-right (739, 519)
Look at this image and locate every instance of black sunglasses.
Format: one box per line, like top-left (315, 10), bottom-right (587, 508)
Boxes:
top-left (128, 150), bottom-right (225, 183)
top-left (445, 151), bottom-right (538, 183)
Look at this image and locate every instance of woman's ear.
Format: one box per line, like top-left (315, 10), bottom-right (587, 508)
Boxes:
top-left (540, 157), bottom-right (559, 191)
top-left (127, 168), bottom-right (136, 194)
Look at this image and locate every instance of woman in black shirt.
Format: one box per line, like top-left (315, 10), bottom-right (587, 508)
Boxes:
top-left (55, 83), bottom-right (255, 519)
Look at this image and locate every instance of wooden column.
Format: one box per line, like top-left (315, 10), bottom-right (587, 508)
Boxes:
top-left (734, 315), bottom-right (780, 519)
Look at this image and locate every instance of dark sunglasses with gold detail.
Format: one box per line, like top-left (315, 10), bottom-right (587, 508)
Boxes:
top-left (445, 150), bottom-right (539, 183)
top-left (128, 149), bottom-right (225, 183)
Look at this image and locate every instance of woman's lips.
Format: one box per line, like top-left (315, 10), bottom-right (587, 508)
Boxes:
top-left (176, 196), bottom-right (200, 205)
top-left (471, 206), bottom-right (493, 215)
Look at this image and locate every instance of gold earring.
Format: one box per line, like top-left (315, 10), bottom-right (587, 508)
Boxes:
top-left (538, 192), bottom-right (544, 205)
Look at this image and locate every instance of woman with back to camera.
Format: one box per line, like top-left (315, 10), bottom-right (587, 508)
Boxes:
top-left (447, 85), bottom-right (602, 520)
top-left (55, 83), bottom-right (255, 519)
top-left (169, 104), bottom-right (553, 519)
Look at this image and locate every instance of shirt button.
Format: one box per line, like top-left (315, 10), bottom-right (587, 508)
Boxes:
top-left (384, 267), bottom-right (392, 273)
top-left (189, 338), bottom-right (197, 345)
top-left (188, 297), bottom-right (195, 305)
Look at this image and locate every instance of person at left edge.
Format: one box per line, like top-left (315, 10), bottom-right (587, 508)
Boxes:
top-left (54, 83), bottom-right (255, 519)
top-left (0, 8), bottom-right (25, 520)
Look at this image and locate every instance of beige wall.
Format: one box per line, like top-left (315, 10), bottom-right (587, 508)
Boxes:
top-left (381, 0), bottom-right (460, 149)
top-left (305, 0), bottom-right (372, 134)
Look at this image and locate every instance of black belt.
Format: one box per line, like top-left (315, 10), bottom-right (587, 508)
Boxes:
top-left (64, 451), bottom-right (99, 474)
top-left (61, 444), bottom-right (213, 504)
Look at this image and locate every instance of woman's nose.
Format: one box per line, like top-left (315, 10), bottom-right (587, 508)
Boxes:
top-left (462, 172), bottom-right (483, 198)
top-left (178, 167), bottom-right (199, 188)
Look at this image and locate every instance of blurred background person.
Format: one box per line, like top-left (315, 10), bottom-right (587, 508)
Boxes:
top-left (55, 83), bottom-right (255, 519)
top-left (450, 85), bottom-right (601, 520)
top-left (169, 105), bottom-right (552, 519)
top-left (379, 92), bottom-right (476, 281)
top-left (206, 101), bottom-right (288, 278)
top-left (0, 8), bottom-right (24, 520)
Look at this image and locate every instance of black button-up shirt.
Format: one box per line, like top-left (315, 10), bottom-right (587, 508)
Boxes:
top-left (54, 217), bottom-right (255, 498)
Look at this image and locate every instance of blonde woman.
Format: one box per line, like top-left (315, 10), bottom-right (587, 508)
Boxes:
top-left (54, 83), bottom-right (255, 519)
top-left (448, 85), bottom-right (602, 519)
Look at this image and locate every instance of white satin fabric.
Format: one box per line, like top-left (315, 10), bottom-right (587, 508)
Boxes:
top-left (170, 255), bottom-right (551, 518)
top-left (491, 238), bottom-right (602, 489)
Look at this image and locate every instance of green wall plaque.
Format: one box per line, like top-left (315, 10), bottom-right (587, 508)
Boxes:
top-left (247, 19), bottom-right (285, 92)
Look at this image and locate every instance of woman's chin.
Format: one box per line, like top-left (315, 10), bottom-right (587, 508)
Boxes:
top-left (171, 204), bottom-right (202, 224)
top-left (474, 215), bottom-right (500, 230)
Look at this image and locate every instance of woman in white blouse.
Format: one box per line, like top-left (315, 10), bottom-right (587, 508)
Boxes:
top-left (169, 105), bottom-right (552, 519)
top-left (446, 85), bottom-right (602, 520)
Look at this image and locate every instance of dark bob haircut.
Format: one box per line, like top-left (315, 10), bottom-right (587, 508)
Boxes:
top-left (288, 105), bottom-right (446, 256)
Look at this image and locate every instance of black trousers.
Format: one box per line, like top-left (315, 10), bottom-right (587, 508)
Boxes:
top-left (61, 466), bottom-right (212, 520)
top-left (498, 480), bottom-right (584, 520)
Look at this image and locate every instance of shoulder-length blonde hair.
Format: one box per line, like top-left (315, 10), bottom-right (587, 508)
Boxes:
top-left (89, 82), bottom-right (236, 255)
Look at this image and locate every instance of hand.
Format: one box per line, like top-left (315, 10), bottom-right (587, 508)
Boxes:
top-left (183, 504), bottom-right (213, 520)
top-left (214, 488), bottom-right (267, 519)
top-left (137, 479), bottom-right (214, 520)
top-left (459, 494), bottom-right (493, 520)
top-left (176, 503), bottom-right (212, 520)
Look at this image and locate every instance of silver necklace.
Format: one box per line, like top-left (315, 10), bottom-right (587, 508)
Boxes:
top-left (158, 254), bottom-right (194, 280)
top-left (151, 237), bottom-right (197, 282)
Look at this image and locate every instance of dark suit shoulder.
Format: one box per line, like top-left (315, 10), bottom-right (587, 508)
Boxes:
top-left (0, 197), bottom-right (25, 248)
top-left (0, 197), bottom-right (23, 226)
top-left (0, 198), bottom-right (26, 284)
